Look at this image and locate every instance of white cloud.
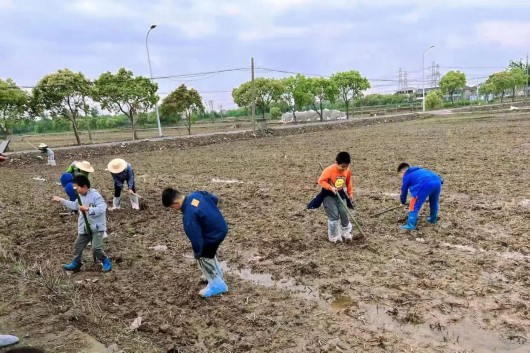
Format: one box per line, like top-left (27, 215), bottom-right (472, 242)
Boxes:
top-left (70, 0), bottom-right (132, 18)
top-left (476, 21), bottom-right (530, 48)
top-left (239, 26), bottom-right (310, 41)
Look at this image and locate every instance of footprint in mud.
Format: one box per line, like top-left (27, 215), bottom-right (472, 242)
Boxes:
top-left (331, 295), bottom-right (358, 310)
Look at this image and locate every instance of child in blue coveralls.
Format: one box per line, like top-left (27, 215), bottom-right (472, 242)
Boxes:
top-left (398, 163), bottom-right (443, 230)
top-left (162, 188), bottom-right (228, 298)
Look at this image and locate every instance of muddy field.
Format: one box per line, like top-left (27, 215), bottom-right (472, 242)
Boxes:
top-left (1, 112), bottom-right (529, 352)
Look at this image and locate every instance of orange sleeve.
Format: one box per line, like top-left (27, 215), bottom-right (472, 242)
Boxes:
top-left (318, 166), bottom-right (334, 191)
top-left (346, 170), bottom-right (353, 199)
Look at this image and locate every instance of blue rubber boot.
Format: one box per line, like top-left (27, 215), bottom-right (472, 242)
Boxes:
top-left (0, 334), bottom-right (19, 348)
top-left (400, 212), bottom-right (418, 230)
top-left (199, 277), bottom-right (228, 298)
top-left (426, 211), bottom-right (438, 224)
top-left (102, 258), bottom-right (112, 272)
top-left (62, 259), bottom-right (82, 272)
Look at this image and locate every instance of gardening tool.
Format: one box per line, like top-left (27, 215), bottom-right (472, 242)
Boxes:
top-left (20, 137), bottom-right (38, 150)
top-left (318, 162), bottom-right (365, 238)
top-left (370, 205), bottom-right (404, 218)
top-left (74, 187), bottom-right (97, 264)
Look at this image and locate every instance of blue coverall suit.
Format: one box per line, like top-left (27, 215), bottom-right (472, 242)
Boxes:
top-left (400, 166), bottom-right (443, 230)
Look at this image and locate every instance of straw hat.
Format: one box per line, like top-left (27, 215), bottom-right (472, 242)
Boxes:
top-left (75, 160), bottom-right (95, 173)
top-left (107, 158), bottom-right (127, 174)
top-left (38, 143), bottom-right (47, 149)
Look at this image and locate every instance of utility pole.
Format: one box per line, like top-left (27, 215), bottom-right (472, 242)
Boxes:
top-left (251, 57), bottom-right (256, 133)
top-left (422, 45), bottom-right (435, 112)
top-left (524, 53), bottom-right (530, 104)
top-left (219, 104), bottom-right (223, 119)
top-left (526, 53), bottom-right (529, 102)
top-left (146, 25), bottom-right (163, 137)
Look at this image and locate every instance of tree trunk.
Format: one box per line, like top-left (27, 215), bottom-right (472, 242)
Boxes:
top-left (345, 101), bottom-right (350, 119)
top-left (501, 92), bottom-right (505, 102)
top-left (312, 103), bottom-right (322, 121)
top-left (70, 117), bottom-right (82, 145)
top-left (82, 109), bottom-right (93, 143)
top-left (130, 113), bottom-right (138, 140)
top-left (185, 113), bottom-right (192, 135)
top-left (293, 110), bottom-right (297, 123)
top-left (87, 120), bottom-right (93, 143)
top-left (319, 101), bottom-right (323, 121)
top-left (512, 88), bottom-right (516, 102)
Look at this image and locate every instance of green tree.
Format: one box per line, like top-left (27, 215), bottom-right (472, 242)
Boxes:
top-left (330, 70), bottom-right (370, 119)
top-left (425, 90), bottom-right (443, 110)
top-left (280, 74), bottom-right (313, 122)
top-left (32, 69), bottom-right (91, 145)
top-left (0, 78), bottom-right (28, 136)
top-left (269, 106), bottom-right (282, 119)
top-left (94, 68), bottom-right (158, 140)
top-left (160, 84), bottom-right (204, 135)
top-left (439, 70), bottom-right (467, 103)
top-left (478, 82), bottom-right (495, 101)
top-left (232, 78), bottom-right (283, 119)
top-left (308, 77), bottom-right (338, 121)
top-left (484, 72), bottom-right (511, 102)
top-left (506, 67), bottom-right (526, 101)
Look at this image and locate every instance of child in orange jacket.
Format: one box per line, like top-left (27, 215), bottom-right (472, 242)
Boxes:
top-left (317, 151), bottom-right (355, 243)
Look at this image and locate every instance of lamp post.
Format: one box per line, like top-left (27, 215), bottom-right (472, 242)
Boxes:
top-left (146, 24), bottom-right (163, 137)
top-left (422, 45), bottom-right (435, 112)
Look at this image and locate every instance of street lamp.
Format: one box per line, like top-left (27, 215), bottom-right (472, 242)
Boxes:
top-left (146, 24), bottom-right (163, 137)
top-left (422, 45), bottom-right (435, 112)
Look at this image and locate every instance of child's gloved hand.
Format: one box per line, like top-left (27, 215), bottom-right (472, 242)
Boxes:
top-left (331, 187), bottom-right (338, 194)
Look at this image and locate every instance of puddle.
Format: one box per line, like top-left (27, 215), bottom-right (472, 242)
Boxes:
top-left (441, 242), bottom-right (530, 261)
top-left (211, 177), bottom-right (243, 184)
top-left (358, 304), bottom-right (527, 352)
top-left (228, 267), bottom-right (319, 300)
top-left (225, 263), bottom-right (527, 352)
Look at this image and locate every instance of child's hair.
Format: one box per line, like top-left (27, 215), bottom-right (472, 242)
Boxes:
top-left (73, 174), bottom-right (90, 188)
top-left (6, 348), bottom-right (46, 353)
top-left (162, 187), bottom-right (182, 207)
top-left (397, 162), bottom-right (410, 172)
top-left (335, 151), bottom-right (351, 165)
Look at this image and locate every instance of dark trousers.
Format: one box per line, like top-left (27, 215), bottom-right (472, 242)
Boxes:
top-left (114, 183), bottom-right (135, 197)
top-left (201, 243), bottom-right (221, 259)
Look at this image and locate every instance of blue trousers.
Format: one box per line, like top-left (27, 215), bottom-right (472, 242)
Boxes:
top-left (60, 172), bottom-right (77, 202)
top-left (409, 179), bottom-right (442, 214)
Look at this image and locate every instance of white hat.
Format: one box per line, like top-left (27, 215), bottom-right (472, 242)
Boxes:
top-left (107, 158), bottom-right (127, 174)
top-left (75, 160), bottom-right (95, 173)
top-left (38, 143), bottom-right (47, 149)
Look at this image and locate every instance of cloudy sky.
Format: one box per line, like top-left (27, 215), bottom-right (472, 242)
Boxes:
top-left (1, 0), bottom-right (529, 109)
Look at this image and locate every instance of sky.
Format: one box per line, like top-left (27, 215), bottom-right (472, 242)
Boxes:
top-left (1, 0), bottom-right (529, 109)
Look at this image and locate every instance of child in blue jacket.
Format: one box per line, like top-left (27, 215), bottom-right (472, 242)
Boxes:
top-left (162, 188), bottom-right (228, 298)
top-left (398, 163), bottom-right (443, 230)
top-left (107, 158), bottom-right (139, 210)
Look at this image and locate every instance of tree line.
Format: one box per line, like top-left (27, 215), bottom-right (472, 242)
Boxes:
top-left (231, 70), bottom-right (370, 122)
top-left (0, 68), bottom-right (209, 143)
top-left (1, 60), bottom-right (528, 143)
top-left (426, 61), bottom-right (529, 110)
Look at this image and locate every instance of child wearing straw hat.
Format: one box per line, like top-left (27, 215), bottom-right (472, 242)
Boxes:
top-left (107, 158), bottom-right (139, 210)
top-left (60, 161), bottom-right (94, 202)
top-left (38, 143), bottom-right (56, 166)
